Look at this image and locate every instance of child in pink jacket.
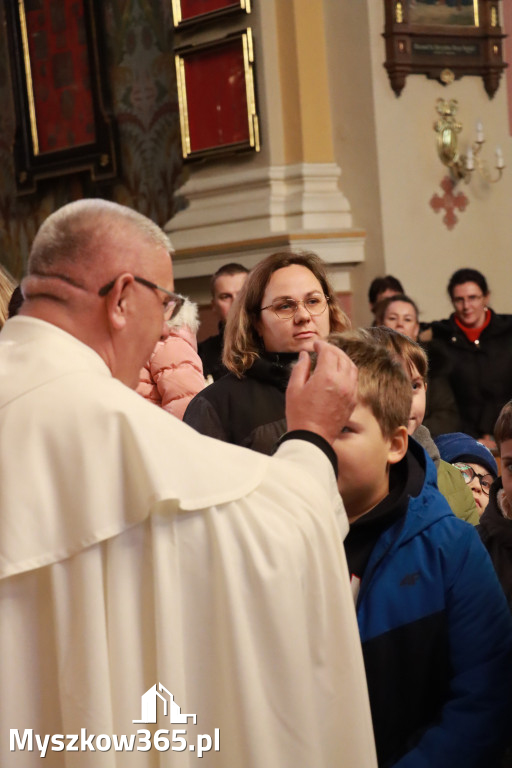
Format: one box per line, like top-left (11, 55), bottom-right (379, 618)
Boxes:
top-left (137, 298), bottom-right (205, 420)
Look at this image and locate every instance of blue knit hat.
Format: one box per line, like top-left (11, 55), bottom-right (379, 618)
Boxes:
top-left (434, 432), bottom-right (498, 477)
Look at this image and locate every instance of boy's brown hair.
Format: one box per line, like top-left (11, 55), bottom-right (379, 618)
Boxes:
top-left (494, 400), bottom-right (512, 450)
top-left (365, 325), bottom-right (428, 380)
top-left (327, 329), bottom-right (412, 438)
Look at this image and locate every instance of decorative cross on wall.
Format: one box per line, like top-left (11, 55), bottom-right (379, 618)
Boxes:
top-left (430, 176), bottom-right (469, 230)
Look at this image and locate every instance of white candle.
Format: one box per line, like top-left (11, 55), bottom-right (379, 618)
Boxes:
top-left (476, 120), bottom-right (484, 143)
top-left (495, 146), bottom-right (505, 169)
top-left (465, 147), bottom-right (475, 171)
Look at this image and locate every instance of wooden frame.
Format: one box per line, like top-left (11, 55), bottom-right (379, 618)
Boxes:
top-left (5, 0), bottom-right (117, 195)
top-left (175, 29), bottom-right (260, 161)
top-left (171, 0), bottom-right (250, 30)
top-left (383, 0), bottom-right (507, 97)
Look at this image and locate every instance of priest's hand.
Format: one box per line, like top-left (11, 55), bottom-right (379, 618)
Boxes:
top-left (286, 340), bottom-right (358, 445)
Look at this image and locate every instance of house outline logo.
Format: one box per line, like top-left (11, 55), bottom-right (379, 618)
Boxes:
top-left (133, 683), bottom-right (197, 725)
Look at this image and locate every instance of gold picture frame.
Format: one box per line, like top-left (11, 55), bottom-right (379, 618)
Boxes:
top-left (172, 0), bottom-right (251, 29)
top-left (175, 29), bottom-right (260, 160)
top-left (5, 0), bottom-right (117, 195)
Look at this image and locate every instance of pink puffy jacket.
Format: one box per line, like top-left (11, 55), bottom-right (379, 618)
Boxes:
top-left (137, 299), bottom-right (205, 420)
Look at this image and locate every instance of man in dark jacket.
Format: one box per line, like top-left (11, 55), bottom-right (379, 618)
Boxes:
top-left (198, 263), bottom-right (248, 381)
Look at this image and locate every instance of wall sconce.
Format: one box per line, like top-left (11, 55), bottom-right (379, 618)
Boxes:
top-left (434, 99), bottom-right (504, 184)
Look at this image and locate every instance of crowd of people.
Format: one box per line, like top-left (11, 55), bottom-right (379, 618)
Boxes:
top-left (1, 201), bottom-right (512, 768)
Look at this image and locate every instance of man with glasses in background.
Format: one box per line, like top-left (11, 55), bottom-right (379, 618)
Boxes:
top-left (0, 199), bottom-right (377, 768)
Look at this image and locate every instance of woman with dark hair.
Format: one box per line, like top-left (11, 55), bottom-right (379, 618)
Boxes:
top-left (421, 268), bottom-right (512, 449)
top-left (184, 251), bottom-right (350, 453)
top-left (368, 274), bottom-right (403, 314)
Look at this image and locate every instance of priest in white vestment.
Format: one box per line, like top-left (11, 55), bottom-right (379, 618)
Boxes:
top-left (0, 199), bottom-right (377, 767)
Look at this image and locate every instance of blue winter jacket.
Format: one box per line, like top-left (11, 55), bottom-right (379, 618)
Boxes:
top-left (356, 443), bottom-right (512, 768)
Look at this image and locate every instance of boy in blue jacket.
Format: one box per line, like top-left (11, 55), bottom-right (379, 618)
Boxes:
top-left (328, 330), bottom-right (512, 768)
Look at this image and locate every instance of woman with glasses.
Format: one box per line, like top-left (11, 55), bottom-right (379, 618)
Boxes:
top-left (435, 431), bottom-right (498, 515)
top-left (184, 251), bottom-right (349, 453)
top-left (421, 268), bottom-right (512, 450)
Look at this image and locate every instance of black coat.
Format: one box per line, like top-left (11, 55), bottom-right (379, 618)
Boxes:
top-left (479, 477), bottom-right (512, 614)
top-left (198, 326), bottom-right (227, 382)
top-left (430, 310), bottom-right (512, 438)
top-left (183, 352), bottom-right (297, 454)
top-left (422, 339), bottom-right (460, 437)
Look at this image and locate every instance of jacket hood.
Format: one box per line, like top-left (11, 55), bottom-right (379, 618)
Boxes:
top-left (356, 437), bottom-right (454, 607)
top-left (412, 424), bottom-right (440, 467)
top-left (374, 437), bottom-right (454, 554)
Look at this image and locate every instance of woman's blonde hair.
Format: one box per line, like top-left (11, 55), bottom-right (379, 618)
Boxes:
top-left (0, 265), bottom-right (17, 329)
top-left (223, 251), bottom-right (350, 376)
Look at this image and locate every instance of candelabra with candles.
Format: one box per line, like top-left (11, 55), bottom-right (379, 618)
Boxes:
top-left (434, 99), bottom-right (505, 184)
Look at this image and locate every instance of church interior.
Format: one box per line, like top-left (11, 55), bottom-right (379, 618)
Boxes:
top-left (0, 0), bottom-right (510, 335)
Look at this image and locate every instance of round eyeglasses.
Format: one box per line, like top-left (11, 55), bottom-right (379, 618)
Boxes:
top-left (259, 293), bottom-right (329, 320)
top-left (452, 462), bottom-right (495, 495)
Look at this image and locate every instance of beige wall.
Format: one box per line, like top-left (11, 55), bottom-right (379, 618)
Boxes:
top-left (174, 0), bottom-right (512, 331)
top-left (324, 0), bottom-right (512, 327)
top-left (171, 0), bottom-right (362, 310)
top-left (323, 1), bottom-right (385, 326)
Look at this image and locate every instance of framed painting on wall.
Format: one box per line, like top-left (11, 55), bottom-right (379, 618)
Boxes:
top-left (171, 0), bottom-right (251, 29)
top-left (175, 29), bottom-right (260, 160)
top-left (383, 0), bottom-right (507, 97)
top-left (5, 0), bottom-right (117, 195)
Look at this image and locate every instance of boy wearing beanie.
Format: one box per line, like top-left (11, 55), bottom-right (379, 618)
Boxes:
top-left (435, 432), bottom-right (498, 515)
